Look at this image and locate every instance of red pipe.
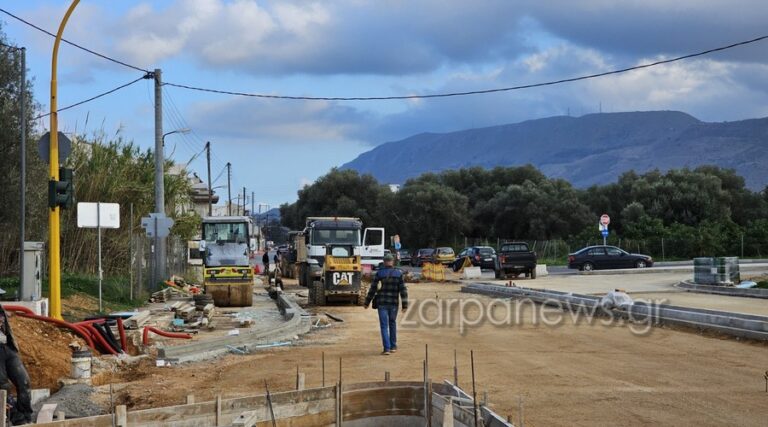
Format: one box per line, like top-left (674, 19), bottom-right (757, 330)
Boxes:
top-left (75, 319), bottom-right (107, 326)
top-left (2, 305), bottom-right (35, 315)
top-left (116, 318), bottom-right (127, 353)
top-left (142, 326), bottom-right (192, 345)
top-left (14, 312), bottom-right (96, 350)
top-left (82, 324), bottom-right (118, 355)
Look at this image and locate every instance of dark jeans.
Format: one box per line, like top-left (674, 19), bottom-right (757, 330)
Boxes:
top-left (377, 305), bottom-right (398, 351)
top-left (0, 345), bottom-right (32, 424)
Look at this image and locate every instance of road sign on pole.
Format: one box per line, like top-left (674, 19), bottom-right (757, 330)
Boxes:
top-left (77, 202), bottom-right (120, 313)
top-left (600, 214), bottom-right (610, 226)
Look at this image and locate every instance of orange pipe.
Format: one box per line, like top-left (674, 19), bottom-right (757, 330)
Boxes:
top-left (2, 305), bottom-right (35, 315)
top-left (142, 326), bottom-right (192, 345)
top-left (116, 318), bottom-right (127, 353)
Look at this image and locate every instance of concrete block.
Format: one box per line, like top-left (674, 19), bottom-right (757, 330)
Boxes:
top-left (462, 267), bottom-right (482, 280)
top-left (9, 298), bottom-right (48, 316)
top-left (30, 388), bottom-right (50, 406)
top-left (535, 264), bottom-right (549, 277)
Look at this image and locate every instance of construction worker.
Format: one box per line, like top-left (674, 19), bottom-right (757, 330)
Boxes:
top-left (364, 254), bottom-right (408, 355)
top-left (0, 306), bottom-right (32, 424)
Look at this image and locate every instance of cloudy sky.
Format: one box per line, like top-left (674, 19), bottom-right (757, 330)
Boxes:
top-left (3, 0), bottom-right (768, 208)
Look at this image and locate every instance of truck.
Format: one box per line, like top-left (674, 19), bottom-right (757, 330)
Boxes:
top-left (495, 242), bottom-right (538, 279)
top-left (295, 217), bottom-right (384, 305)
top-left (199, 216), bottom-right (257, 306)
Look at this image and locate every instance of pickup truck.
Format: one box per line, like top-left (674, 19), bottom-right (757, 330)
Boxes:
top-left (495, 242), bottom-right (537, 279)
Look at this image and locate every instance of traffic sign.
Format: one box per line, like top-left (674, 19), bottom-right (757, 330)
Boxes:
top-left (601, 229), bottom-right (609, 237)
top-left (600, 214), bottom-right (610, 226)
top-left (38, 131), bottom-right (72, 164)
top-left (141, 213), bottom-right (174, 238)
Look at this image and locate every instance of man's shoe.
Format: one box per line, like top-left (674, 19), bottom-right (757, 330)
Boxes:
top-left (390, 347), bottom-right (398, 353)
top-left (381, 350), bottom-right (390, 355)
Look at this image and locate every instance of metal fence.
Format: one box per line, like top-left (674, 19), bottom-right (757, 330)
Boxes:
top-left (130, 235), bottom-right (197, 299)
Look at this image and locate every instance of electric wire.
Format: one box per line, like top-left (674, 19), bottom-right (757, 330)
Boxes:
top-left (3, 6), bottom-right (766, 101)
top-left (33, 73), bottom-right (151, 120)
top-left (162, 35), bottom-right (768, 101)
top-left (0, 7), bottom-right (151, 73)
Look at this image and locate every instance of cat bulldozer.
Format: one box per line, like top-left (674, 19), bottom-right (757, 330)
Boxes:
top-left (307, 244), bottom-right (369, 306)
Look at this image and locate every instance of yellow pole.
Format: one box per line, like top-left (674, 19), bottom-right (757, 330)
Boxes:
top-left (49, 0), bottom-right (80, 320)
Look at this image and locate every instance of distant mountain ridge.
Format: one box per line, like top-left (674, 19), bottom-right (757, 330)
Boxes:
top-left (341, 111), bottom-right (768, 189)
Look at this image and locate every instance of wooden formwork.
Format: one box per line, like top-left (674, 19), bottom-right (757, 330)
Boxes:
top-left (35, 381), bottom-right (512, 427)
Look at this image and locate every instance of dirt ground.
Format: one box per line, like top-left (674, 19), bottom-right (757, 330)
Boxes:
top-left (106, 280), bottom-right (768, 427)
top-left (9, 315), bottom-right (86, 392)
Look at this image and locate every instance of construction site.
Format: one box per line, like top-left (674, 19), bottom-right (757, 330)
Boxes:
top-left (3, 254), bottom-right (768, 426)
top-left (4, 3), bottom-right (768, 426)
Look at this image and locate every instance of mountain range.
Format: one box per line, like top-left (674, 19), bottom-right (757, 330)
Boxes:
top-left (341, 111), bottom-right (768, 189)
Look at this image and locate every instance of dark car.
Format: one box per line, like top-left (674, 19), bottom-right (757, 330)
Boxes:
top-left (568, 245), bottom-right (653, 271)
top-left (495, 242), bottom-right (537, 279)
top-left (452, 246), bottom-right (497, 271)
top-left (397, 249), bottom-right (412, 265)
top-left (411, 248), bottom-right (436, 267)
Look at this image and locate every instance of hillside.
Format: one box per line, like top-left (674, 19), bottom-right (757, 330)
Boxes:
top-left (341, 111), bottom-right (768, 189)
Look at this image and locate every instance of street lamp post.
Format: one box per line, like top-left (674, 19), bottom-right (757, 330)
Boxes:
top-left (48, 0), bottom-right (80, 320)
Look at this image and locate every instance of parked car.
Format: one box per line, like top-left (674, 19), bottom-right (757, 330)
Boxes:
top-left (434, 247), bottom-right (455, 264)
top-left (495, 242), bottom-right (537, 279)
top-left (567, 245), bottom-right (653, 271)
top-left (451, 246), bottom-right (497, 271)
top-left (411, 248), bottom-right (436, 267)
top-left (397, 249), bottom-right (412, 265)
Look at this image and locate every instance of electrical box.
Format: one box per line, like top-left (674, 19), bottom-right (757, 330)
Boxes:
top-left (22, 241), bottom-right (44, 301)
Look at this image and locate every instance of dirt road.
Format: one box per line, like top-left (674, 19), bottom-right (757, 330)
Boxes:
top-left (113, 281), bottom-right (768, 426)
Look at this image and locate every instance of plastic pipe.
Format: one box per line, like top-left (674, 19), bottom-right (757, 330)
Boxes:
top-left (142, 326), bottom-right (192, 345)
top-left (116, 318), bottom-right (127, 352)
top-left (14, 312), bottom-right (95, 350)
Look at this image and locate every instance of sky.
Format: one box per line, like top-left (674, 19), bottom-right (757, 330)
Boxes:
top-left (3, 0), bottom-right (768, 209)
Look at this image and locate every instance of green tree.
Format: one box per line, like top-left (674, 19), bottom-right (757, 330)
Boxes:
top-left (0, 25), bottom-right (46, 275)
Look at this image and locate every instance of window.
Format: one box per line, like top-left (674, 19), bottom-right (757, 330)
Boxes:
top-left (311, 228), bottom-right (360, 245)
top-left (587, 248), bottom-right (606, 256)
top-left (203, 222), bottom-right (248, 243)
top-left (438, 248), bottom-right (454, 255)
top-left (331, 247), bottom-right (351, 257)
top-left (606, 247), bottom-right (623, 256)
top-left (365, 229), bottom-right (383, 246)
top-left (478, 247), bottom-right (495, 256)
top-left (501, 244), bottom-right (528, 252)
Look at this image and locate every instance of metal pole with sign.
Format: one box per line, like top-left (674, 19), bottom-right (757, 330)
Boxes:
top-left (77, 202), bottom-right (120, 313)
top-left (599, 214), bottom-right (611, 246)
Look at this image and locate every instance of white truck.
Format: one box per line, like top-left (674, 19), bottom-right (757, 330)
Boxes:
top-left (295, 217), bottom-right (384, 288)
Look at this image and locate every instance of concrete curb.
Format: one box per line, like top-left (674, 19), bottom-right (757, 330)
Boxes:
top-left (676, 280), bottom-right (768, 299)
top-left (462, 282), bottom-right (768, 341)
top-left (579, 263), bottom-right (768, 276)
top-left (158, 294), bottom-right (311, 363)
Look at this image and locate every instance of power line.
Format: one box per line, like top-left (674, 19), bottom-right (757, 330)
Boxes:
top-left (163, 34), bottom-right (768, 101)
top-left (34, 73), bottom-right (151, 120)
top-left (0, 7), bottom-right (151, 73)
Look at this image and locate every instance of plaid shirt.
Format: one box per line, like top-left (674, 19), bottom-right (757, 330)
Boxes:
top-left (365, 267), bottom-right (408, 309)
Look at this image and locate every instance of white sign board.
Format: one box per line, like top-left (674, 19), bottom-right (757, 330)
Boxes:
top-left (77, 202), bottom-right (120, 229)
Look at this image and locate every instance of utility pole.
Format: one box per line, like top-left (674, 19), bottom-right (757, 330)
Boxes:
top-left (19, 46), bottom-right (26, 300)
top-left (226, 162), bottom-right (232, 216)
top-left (242, 187), bottom-right (246, 215)
top-left (153, 68), bottom-right (166, 285)
top-left (205, 141), bottom-right (212, 216)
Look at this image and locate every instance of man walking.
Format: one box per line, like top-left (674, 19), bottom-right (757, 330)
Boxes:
top-left (261, 250), bottom-right (270, 276)
top-left (364, 254), bottom-right (408, 355)
top-left (0, 306), bottom-right (32, 424)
